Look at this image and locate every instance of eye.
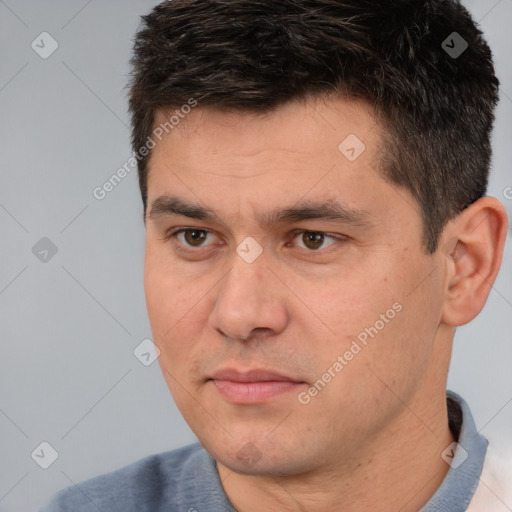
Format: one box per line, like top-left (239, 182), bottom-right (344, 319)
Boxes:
top-left (167, 228), bottom-right (217, 248)
top-left (289, 231), bottom-right (344, 251)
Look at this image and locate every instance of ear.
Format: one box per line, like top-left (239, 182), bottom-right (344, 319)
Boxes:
top-left (441, 196), bottom-right (508, 327)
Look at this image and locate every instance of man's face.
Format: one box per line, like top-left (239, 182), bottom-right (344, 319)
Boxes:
top-left (144, 97), bottom-right (449, 475)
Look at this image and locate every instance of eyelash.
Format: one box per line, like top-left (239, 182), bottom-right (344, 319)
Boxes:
top-left (163, 227), bottom-right (346, 254)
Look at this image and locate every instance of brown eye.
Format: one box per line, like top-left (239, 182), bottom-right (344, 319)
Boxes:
top-left (301, 232), bottom-right (326, 250)
top-left (289, 230), bottom-right (341, 252)
top-left (165, 228), bottom-right (214, 249)
top-left (182, 229), bottom-right (209, 247)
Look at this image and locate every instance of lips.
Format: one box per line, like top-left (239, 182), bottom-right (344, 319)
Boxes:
top-left (210, 368), bottom-right (302, 383)
top-left (209, 368), bottom-right (304, 404)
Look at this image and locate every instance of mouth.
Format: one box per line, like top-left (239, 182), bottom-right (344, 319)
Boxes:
top-left (208, 368), bottom-right (305, 404)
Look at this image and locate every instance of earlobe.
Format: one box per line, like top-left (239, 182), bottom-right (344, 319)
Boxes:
top-left (441, 197), bottom-right (508, 327)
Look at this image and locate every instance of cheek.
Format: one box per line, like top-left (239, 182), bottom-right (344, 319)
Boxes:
top-left (307, 261), bottom-right (434, 384)
top-left (144, 251), bottom-right (217, 378)
top-left (312, 272), bottom-right (397, 339)
top-left (145, 264), bottom-right (175, 335)
top-left (144, 248), bottom-right (201, 333)
top-left (347, 271), bottom-right (440, 393)
top-left (144, 260), bottom-right (189, 371)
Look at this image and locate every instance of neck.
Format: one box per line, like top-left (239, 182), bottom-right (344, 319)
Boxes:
top-left (217, 389), bottom-right (455, 512)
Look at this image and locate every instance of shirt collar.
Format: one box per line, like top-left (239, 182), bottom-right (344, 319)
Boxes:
top-left (419, 390), bottom-right (488, 511)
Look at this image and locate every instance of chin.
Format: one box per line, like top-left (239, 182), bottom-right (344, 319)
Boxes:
top-left (204, 435), bottom-right (315, 477)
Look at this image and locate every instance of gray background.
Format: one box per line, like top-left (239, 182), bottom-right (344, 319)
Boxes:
top-left (0, 1), bottom-right (511, 511)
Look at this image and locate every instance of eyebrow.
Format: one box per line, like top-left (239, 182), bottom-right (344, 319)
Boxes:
top-left (148, 195), bottom-right (374, 228)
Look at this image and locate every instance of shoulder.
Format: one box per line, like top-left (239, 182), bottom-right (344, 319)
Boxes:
top-left (37, 443), bottom-right (207, 512)
top-left (467, 440), bottom-right (512, 511)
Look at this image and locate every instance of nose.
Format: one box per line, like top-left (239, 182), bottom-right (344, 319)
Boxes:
top-left (208, 251), bottom-right (288, 342)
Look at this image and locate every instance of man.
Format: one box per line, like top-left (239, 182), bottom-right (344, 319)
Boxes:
top-left (39, 0), bottom-right (510, 510)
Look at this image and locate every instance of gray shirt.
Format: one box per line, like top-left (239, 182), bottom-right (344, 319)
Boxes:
top-left (38, 390), bottom-right (487, 511)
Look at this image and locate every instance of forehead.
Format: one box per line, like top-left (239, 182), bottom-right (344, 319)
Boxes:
top-left (148, 99), bottom-right (379, 219)
top-left (149, 96), bottom-right (381, 183)
top-left (151, 96), bottom-right (379, 163)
